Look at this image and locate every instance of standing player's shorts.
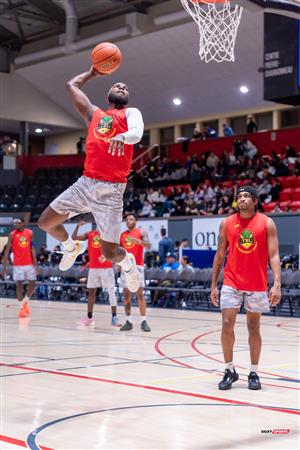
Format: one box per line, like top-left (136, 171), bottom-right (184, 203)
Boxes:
top-left (121, 265), bottom-right (145, 289)
top-left (50, 176), bottom-right (126, 244)
top-left (220, 285), bottom-right (270, 313)
top-left (13, 265), bottom-right (37, 282)
top-left (87, 268), bottom-right (115, 289)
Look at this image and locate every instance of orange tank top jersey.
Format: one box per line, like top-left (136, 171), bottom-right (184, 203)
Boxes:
top-left (84, 107), bottom-right (133, 183)
top-left (87, 231), bottom-right (113, 269)
top-left (11, 229), bottom-right (34, 266)
top-left (120, 228), bottom-right (144, 266)
top-left (223, 212), bottom-right (269, 292)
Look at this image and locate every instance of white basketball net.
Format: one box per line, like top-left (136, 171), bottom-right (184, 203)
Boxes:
top-left (181, 0), bottom-right (243, 62)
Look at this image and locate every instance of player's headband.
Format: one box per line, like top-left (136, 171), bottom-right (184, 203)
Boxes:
top-left (237, 186), bottom-right (258, 199)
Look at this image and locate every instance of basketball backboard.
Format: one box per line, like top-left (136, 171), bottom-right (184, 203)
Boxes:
top-left (237, 0), bottom-right (300, 19)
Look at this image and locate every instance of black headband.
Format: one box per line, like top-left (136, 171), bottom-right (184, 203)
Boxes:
top-left (237, 186), bottom-right (258, 199)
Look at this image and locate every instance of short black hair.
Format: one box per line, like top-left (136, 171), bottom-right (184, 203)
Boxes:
top-left (161, 228), bottom-right (167, 236)
top-left (125, 212), bottom-right (137, 220)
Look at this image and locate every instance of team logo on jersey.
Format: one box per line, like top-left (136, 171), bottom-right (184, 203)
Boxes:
top-left (19, 236), bottom-right (29, 248)
top-left (91, 235), bottom-right (101, 249)
top-left (124, 235), bottom-right (134, 249)
top-left (93, 115), bottom-right (117, 142)
top-left (236, 229), bottom-right (257, 254)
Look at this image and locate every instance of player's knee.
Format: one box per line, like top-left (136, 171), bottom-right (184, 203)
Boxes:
top-left (37, 213), bottom-right (48, 231)
top-left (222, 317), bottom-right (235, 331)
top-left (247, 320), bottom-right (260, 334)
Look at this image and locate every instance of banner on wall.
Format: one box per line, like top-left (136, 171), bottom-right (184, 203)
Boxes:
top-left (192, 217), bottom-right (223, 250)
top-left (121, 219), bottom-right (168, 251)
top-left (46, 223), bottom-right (92, 252)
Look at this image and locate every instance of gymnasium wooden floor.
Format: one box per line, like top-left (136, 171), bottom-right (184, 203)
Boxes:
top-left (1, 298), bottom-right (299, 450)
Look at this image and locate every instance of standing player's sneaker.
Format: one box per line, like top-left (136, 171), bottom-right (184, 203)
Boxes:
top-left (18, 304), bottom-right (30, 318)
top-left (218, 369), bottom-right (239, 390)
top-left (248, 372), bottom-right (261, 390)
top-left (123, 254), bottom-right (140, 293)
top-left (59, 241), bottom-right (86, 271)
top-left (78, 316), bottom-right (95, 326)
top-left (23, 301), bottom-right (30, 316)
top-left (120, 320), bottom-right (133, 331)
top-left (141, 320), bottom-right (151, 332)
top-left (111, 316), bottom-right (121, 327)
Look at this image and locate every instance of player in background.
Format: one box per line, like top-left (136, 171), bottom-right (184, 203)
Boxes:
top-left (211, 186), bottom-right (281, 390)
top-left (72, 220), bottom-right (121, 327)
top-left (120, 213), bottom-right (151, 332)
top-left (2, 218), bottom-right (38, 318)
top-left (38, 68), bottom-right (143, 294)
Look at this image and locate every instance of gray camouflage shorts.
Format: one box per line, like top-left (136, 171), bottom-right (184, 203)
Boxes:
top-left (220, 285), bottom-right (270, 313)
top-left (50, 176), bottom-right (126, 244)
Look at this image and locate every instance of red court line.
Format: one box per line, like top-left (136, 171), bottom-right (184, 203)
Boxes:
top-left (155, 329), bottom-right (299, 391)
top-left (1, 363), bottom-right (299, 416)
top-left (0, 434), bottom-right (53, 450)
top-left (191, 330), bottom-right (299, 381)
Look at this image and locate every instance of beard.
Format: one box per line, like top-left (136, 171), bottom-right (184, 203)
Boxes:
top-left (108, 92), bottom-right (128, 107)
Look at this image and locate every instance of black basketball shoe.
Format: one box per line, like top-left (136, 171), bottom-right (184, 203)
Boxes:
top-left (218, 368), bottom-right (239, 390)
top-left (248, 372), bottom-right (262, 390)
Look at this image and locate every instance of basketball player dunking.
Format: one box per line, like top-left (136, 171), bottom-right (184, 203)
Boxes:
top-left (119, 213), bottom-right (151, 332)
top-left (210, 186), bottom-right (281, 390)
top-left (38, 68), bottom-right (143, 293)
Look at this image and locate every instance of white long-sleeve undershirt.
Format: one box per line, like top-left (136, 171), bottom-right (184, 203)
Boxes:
top-left (118, 107), bottom-right (144, 144)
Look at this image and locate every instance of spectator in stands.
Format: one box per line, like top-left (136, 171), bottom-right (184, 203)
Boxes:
top-left (223, 123), bottom-right (235, 137)
top-left (243, 139), bottom-right (258, 159)
top-left (178, 256), bottom-right (194, 272)
top-left (203, 126), bottom-right (218, 139)
top-left (246, 115), bottom-right (258, 133)
top-left (50, 245), bottom-right (63, 265)
top-left (162, 253), bottom-right (180, 270)
top-left (158, 228), bottom-right (175, 264)
top-left (206, 152), bottom-right (219, 170)
top-left (37, 245), bottom-right (51, 265)
top-left (257, 180), bottom-right (272, 202)
top-left (139, 200), bottom-right (153, 217)
top-left (76, 137), bottom-right (85, 154)
top-left (192, 128), bottom-right (203, 140)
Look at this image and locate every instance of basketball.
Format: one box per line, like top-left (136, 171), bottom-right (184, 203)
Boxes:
top-left (91, 42), bottom-right (122, 74)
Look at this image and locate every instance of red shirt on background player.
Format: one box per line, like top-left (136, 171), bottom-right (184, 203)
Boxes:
top-left (210, 186), bottom-right (281, 391)
top-left (119, 213), bottom-right (151, 332)
top-left (3, 218), bottom-right (38, 318)
top-left (72, 221), bottom-right (121, 327)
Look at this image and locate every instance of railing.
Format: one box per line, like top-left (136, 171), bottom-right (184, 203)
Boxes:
top-left (131, 144), bottom-right (160, 175)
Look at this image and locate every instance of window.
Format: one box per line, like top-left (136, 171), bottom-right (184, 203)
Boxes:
top-left (181, 123), bottom-right (195, 139)
top-left (160, 127), bottom-right (174, 144)
top-left (256, 112), bottom-right (272, 131)
top-left (281, 107), bottom-right (300, 128)
top-left (231, 116), bottom-right (247, 135)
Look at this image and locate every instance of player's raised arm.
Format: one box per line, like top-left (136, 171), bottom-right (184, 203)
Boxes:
top-left (66, 68), bottom-right (101, 125)
top-left (71, 221), bottom-right (89, 242)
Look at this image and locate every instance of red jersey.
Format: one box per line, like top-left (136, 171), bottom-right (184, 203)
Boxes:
top-left (120, 228), bottom-right (144, 266)
top-left (11, 228), bottom-right (34, 266)
top-left (84, 107), bottom-right (134, 183)
top-left (87, 231), bottom-right (112, 269)
top-left (223, 212), bottom-right (269, 291)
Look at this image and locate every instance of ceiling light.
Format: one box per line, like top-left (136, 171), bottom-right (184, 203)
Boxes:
top-left (35, 128), bottom-right (43, 133)
top-left (240, 86), bottom-right (249, 94)
top-left (173, 98), bottom-right (182, 106)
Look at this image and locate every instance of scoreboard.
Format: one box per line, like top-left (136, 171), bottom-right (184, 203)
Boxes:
top-left (264, 13), bottom-right (300, 105)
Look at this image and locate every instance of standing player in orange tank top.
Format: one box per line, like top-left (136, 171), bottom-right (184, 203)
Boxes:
top-left (119, 213), bottom-right (151, 332)
top-left (210, 186), bottom-right (281, 391)
top-left (37, 68), bottom-right (144, 295)
top-left (2, 218), bottom-right (38, 318)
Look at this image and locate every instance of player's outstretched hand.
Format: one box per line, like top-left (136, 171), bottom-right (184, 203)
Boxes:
top-left (108, 136), bottom-right (125, 156)
top-left (210, 287), bottom-right (219, 307)
top-left (269, 284), bottom-right (281, 306)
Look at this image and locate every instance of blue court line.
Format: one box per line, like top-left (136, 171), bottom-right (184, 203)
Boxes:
top-left (26, 402), bottom-right (300, 450)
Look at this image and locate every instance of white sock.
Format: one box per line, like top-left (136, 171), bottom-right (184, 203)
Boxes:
top-left (141, 316), bottom-right (146, 322)
top-left (250, 364), bottom-right (258, 373)
top-left (107, 288), bottom-right (117, 307)
top-left (62, 236), bottom-right (76, 252)
top-left (118, 251), bottom-right (133, 272)
top-left (22, 295), bottom-right (30, 304)
top-left (126, 315), bottom-right (132, 323)
top-left (226, 362), bottom-right (235, 373)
